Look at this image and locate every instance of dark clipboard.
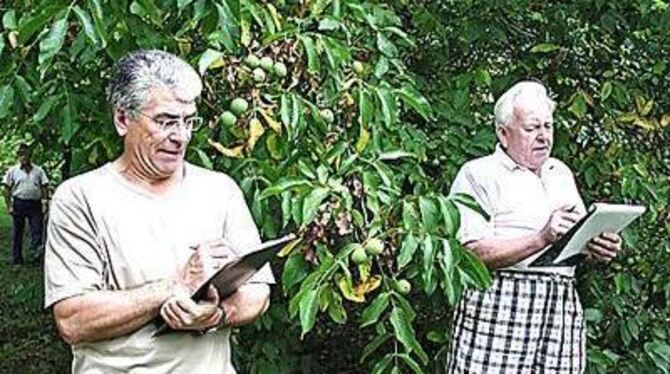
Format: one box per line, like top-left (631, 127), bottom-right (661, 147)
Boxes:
top-left (153, 233), bottom-right (296, 335)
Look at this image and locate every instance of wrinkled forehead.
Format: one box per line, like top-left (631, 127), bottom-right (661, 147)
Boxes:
top-left (143, 86), bottom-right (198, 115)
top-left (513, 96), bottom-right (554, 124)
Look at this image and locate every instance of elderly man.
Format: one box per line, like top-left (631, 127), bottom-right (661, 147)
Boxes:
top-left (445, 81), bottom-right (621, 373)
top-left (44, 50), bottom-right (273, 373)
top-left (3, 143), bottom-right (49, 265)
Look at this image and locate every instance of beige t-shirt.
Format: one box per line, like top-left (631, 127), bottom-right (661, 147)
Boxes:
top-left (44, 162), bottom-right (273, 373)
top-left (3, 163), bottom-right (48, 200)
top-left (450, 145), bottom-right (586, 276)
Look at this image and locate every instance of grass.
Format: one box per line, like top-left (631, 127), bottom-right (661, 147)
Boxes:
top-left (0, 198), bottom-right (71, 373)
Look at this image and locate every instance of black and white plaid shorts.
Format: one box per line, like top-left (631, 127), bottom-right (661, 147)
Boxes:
top-left (445, 271), bottom-right (586, 373)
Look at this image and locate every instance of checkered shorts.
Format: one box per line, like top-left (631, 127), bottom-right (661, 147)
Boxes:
top-left (445, 271), bottom-right (586, 373)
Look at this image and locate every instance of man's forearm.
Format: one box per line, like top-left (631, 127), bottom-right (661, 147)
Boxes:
top-left (467, 233), bottom-right (549, 269)
top-left (53, 279), bottom-right (173, 344)
top-left (220, 283), bottom-right (270, 327)
top-left (3, 188), bottom-right (11, 211)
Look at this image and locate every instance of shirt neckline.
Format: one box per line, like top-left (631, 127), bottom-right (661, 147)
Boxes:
top-left (104, 162), bottom-right (191, 201)
top-left (493, 144), bottom-right (556, 175)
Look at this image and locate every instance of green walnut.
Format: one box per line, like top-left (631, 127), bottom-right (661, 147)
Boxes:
top-left (260, 56), bottom-right (274, 71)
top-left (244, 54), bottom-right (260, 68)
top-left (364, 238), bottom-right (384, 256)
top-left (230, 98), bottom-right (249, 116)
top-left (273, 62), bottom-right (288, 78)
top-left (319, 108), bottom-right (335, 124)
top-left (221, 111), bottom-right (237, 127)
top-left (253, 68), bottom-right (266, 82)
top-left (350, 245), bottom-right (369, 265)
top-left (353, 60), bottom-right (364, 75)
top-left (395, 279), bottom-right (411, 295)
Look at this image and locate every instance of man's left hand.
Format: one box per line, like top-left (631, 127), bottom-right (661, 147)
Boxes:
top-left (587, 232), bottom-right (622, 263)
top-left (160, 285), bottom-right (223, 331)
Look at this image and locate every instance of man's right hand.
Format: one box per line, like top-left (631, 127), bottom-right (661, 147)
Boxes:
top-left (160, 285), bottom-right (223, 331)
top-left (539, 205), bottom-right (583, 245)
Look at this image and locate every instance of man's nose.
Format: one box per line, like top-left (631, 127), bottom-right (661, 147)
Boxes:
top-left (167, 126), bottom-right (191, 143)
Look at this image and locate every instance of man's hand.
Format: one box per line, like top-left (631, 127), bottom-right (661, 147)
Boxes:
top-left (587, 232), bottom-right (621, 263)
top-left (539, 205), bottom-right (583, 245)
top-left (7, 204), bottom-right (13, 215)
top-left (160, 285), bottom-right (223, 331)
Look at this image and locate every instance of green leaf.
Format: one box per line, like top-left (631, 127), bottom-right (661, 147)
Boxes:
top-left (214, 1), bottom-right (239, 53)
top-left (361, 332), bottom-right (392, 364)
top-left (460, 247), bottom-right (492, 288)
top-left (530, 43), bottom-right (560, 53)
top-left (177, 0), bottom-right (196, 10)
top-left (259, 178), bottom-right (311, 199)
top-left (645, 341), bottom-right (670, 373)
top-left (32, 95), bottom-right (59, 122)
top-left (398, 234), bottom-right (419, 269)
top-left (72, 6), bottom-right (97, 46)
top-left (398, 353), bottom-right (423, 374)
top-left (282, 254), bottom-right (308, 294)
top-left (601, 81), bottom-right (612, 101)
top-left (280, 94), bottom-right (291, 127)
top-left (360, 292), bottom-right (390, 328)
top-left (0, 36), bottom-right (4, 56)
top-left (302, 187), bottom-right (330, 224)
top-left (59, 97), bottom-right (79, 145)
top-left (389, 306), bottom-right (428, 364)
top-left (198, 48), bottom-right (224, 75)
top-left (3, 10), bottom-right (17, 30)
top-left (300, 35), bottom-right (320, 74)
top-left (327, 291), bottom-right (347, 324)
top-left (358, 88), bottom-right (373, 126)
top-left (0, 85), bottom-right (15, 119)
top-left (38, 16), bottom-right (68, 65)
top-left (18, 4), bottom-right (65, 44)
top-left (438, 196), bottom-right (460, 237)
top-left (396, 85), bottom-right (431, 120)
top-left (376, 85), bottom-right (397, 127)
top-left (376, 32), bottom-right (397, 57)
top-left (419, 196), bottom-right (439, 234)
top-left (451, 193), bottom-right (490, 221)
top-left (378, 150), bottom-right (416, 161)
top-left (195, 149), bottom-right (213, 169)
top-left (87, 0), bottom-right (107, 47)
top-left (371, 354), bottom-right (393, 374)
top-left (299, 288), bottom-right (319, 338)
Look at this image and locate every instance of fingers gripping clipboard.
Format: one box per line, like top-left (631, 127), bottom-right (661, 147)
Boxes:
top-left (153, 233), bottom-right (296, 335)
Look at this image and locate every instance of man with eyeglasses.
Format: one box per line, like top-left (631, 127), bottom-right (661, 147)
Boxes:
top-left (44, 50), bottom-right (273, 373)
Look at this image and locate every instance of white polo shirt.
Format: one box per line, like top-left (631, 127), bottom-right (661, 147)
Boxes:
top-left (3, 163), bottom-right (48, 200)
top-left (449, 145), bottom-right (586, 276)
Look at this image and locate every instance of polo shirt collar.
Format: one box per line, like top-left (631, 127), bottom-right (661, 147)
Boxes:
top-left (493, 144), bottom-right (555, 173)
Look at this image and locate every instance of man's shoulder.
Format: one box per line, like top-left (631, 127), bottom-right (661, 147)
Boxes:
top-left (52, 165), bottom-right (111, 201)
top-left (458, 153), bottom-right (500, 178)
top-left (185, 163), bottom-right (241, 192)
top-left (546, 157), bottom-right (575, 176)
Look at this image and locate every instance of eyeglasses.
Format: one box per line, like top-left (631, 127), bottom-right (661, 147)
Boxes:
top-left (137, 112), bottom-right (204, 133)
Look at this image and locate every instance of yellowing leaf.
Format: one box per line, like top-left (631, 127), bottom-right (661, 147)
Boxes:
top-left (247, 118), bottom-right (265, 151)
top-left (354, 275), bottom-right (382, 298)
top-left (661, 113), bottom-right (670, 127)
top-left (278, 237), bottom-right (303, 257)
top-left (356, 125), bottom-right (370, 153)
top-left (260, 108), bottom-right (282, 133)
top-left (336, 274), bottom-right (365, 303)
top-left (208, 138), bottom-right (244, 158)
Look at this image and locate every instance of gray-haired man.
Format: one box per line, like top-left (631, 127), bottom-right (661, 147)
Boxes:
top-left (45, 50), bottom-right (273, 373)
top-left (445, 81), bottom-right (621, 373)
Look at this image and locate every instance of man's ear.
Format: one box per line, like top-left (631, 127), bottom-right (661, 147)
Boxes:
top-left (497, 126), bottom-right (509, 148)
top-left (113, 109), bottom-right (130, 136)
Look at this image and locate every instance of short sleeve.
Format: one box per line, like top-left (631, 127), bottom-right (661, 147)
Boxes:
top-left (2, 168), bottom-right (12, 187)
top-left (44, 184), bottom-right (105, 308)
top-left (39, 167), bottom-right (49, 186)
top-left (222, 179), bottom-right (275, 284)
top-left (449, 164), bottom-right (495, 245)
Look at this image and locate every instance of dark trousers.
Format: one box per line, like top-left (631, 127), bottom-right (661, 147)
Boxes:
top-left (11, 198), bottom-right (44, 263)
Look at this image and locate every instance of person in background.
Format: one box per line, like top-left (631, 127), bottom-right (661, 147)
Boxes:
top-left (3, 143), bottom-right (49, 265)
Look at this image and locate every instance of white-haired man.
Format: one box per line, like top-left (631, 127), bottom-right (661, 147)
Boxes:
top-left (44, 50), bottom-right (273, 373)
top-left (445, 81), bottom-right (621, 373)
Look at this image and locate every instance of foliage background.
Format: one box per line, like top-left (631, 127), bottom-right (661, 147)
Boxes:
top-left (0, 0), bottom-right (668, 373)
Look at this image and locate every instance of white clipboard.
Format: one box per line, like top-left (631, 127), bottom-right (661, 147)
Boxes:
top-left (531, 203), bottom-right (646, 266)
